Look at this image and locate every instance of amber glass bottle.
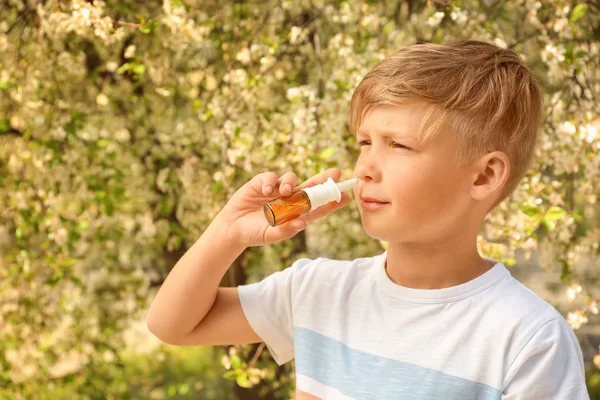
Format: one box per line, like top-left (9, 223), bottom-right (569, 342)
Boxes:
top-left (263, 188), bottom-right (312, 227)
top-left (263, 177), bottom-right (357, 227)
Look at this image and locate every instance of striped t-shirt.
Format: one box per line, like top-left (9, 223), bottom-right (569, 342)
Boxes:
top-left (238, 251), bottom-right (589, 399)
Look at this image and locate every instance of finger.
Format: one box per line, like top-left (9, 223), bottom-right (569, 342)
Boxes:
top-left (264, 218), bottom-right (306, 243)
top-left (255, 171), bottom-right (280, 196)
top-left (297, 168), bottom-right (342, 191)
top-left (277, 171), bottom-right (298, 196)
top-left (297, 192), bottom-right (351, 223)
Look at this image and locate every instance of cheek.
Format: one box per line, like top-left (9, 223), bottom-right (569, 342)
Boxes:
top-left (391, 165), bottom-right (463, 215)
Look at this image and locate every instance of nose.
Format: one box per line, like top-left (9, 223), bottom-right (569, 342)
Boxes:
top-left (354, 151), bottom-right (382, 183)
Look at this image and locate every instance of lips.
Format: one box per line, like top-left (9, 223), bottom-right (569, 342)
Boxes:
top-left (360, 196), bottom-right (388, 204)
top-left (360, 198), bottom-right (388, 211)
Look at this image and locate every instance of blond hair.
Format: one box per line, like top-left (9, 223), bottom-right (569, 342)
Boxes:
top-left (350, 40), bottom-right (544, 209)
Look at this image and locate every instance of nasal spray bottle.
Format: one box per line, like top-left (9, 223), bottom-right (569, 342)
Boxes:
top-left (263, 177), bottom-right (358, 227)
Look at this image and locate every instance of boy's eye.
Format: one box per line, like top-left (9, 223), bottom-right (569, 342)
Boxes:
top-left (358, 140), bottom-right (410, 150)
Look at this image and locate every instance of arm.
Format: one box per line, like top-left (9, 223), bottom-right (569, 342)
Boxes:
top-left (145, 214), bottom-right (261, 345)
top-left (146, 169), bottom-right (346, 348)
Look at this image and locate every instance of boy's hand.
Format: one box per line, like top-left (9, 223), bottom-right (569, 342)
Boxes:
top-left (218, 168), bottom-right (351, 248)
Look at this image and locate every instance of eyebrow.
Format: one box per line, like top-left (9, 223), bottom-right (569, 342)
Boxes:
top-left (357, 129), bottom-right (416, 140)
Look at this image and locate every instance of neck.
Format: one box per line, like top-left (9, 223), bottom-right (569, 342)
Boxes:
top-left (384, 231), bottom-right (493, 290)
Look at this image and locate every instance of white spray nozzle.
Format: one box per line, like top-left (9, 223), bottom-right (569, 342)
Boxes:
top-left (336, 178), bottom-right (358, 193)
top-left (303, 177), bottom-right (358, 211)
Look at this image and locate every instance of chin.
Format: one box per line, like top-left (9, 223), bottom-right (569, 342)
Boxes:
top-left (360, 219), bottom-right (422, 243)
top-left (360, 225), bottom-right (399, 243)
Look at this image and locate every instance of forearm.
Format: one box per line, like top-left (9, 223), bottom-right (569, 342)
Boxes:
top-left (146, 213), bottom-right (246, 341)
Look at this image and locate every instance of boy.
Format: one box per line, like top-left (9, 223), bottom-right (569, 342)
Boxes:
top-left (146, 40), bottom-right (589, 399)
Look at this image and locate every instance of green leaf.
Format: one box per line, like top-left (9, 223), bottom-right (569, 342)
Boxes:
top-left (319, 148), bottom-right (335, 160)
top-left (104, 199), bottom-right (115, 216)
top-left (61, 258), bottom-right (77, 267)
top-left (230, 354), bottom-right (242, 370)
top-left (501, 257), bottom-right (517, 267)
top-left (113, 186), bottom-right (126, 200)
top-left (0, 118), bottom-right (9, 133)
top-left (117, 63), bottom-right (145, 76)
top-left (70, 276), bottom-right (84, 287)
top-left (167, 385), bottom-right (177, 396)
top-left (167, 235), bottom-right (182, 252)
top-left (333, 79), bottom-right (353, 91)
top-left (223, 370), bottom-right (237, 379)
top-left (168, 221), bottom-right (187, 235)
top-left (544, 206), bottom-right (566, 223)
top-left (201, 110), bottom-right (213, 121)
top-left (139, 19), bottom-right (159, 34)
top-left (570, 4), bottom-right (588, 22)
top-left (573, 208), bottom-right (584, 223)
top-left (117, 63), bottom-right (131, 74)
top-left (560, 260), bottom-right (571, 283)
top-left (178, 384), bottom-right (189, 395)
top-left (97, 139), bottom-right (110, 148)
top-left (133, 64), bottom-right (146, 75)
top-left (589, 373), bottom-right (600, 387)
top-left (432, 28), bottom-right (444, 44)
top-left (158, 196), bottom-right (175, 217)
top-left (20, 296), bottom-right (35, 308)
top-left (45, 270), bottom-right (63, 286)
top-left (0, 81), bottom-right (10, 91)
top-left (382, 21), bottom-right (395, 35)
top-left (236, 372), bottom-right (250, 388)
top-left (211, 181), bottom-right (224, 194)
top-left (542, 218), bottom-right (556, 232)
top-left (518, 204), bottom-right (539, 217)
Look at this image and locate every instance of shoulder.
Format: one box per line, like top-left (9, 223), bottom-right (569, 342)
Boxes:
top-left (286, 253), bottom-right (380, 298)
top-left (290, 253), bottom-right (378, 281)
top-left (480, 270), bottom-right (579, 369)
top-left (488, 272), bottom-right (563, 325)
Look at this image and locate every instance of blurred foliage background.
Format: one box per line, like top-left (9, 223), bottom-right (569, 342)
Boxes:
top-left (1, 0), bottom-right (599, 398)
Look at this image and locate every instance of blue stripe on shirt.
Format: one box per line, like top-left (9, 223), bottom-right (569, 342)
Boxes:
top-left (294, 326), bottom-right (501, 400)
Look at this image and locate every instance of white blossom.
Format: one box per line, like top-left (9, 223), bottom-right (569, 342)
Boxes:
top-left (427, 12), bottom-right (445, 27)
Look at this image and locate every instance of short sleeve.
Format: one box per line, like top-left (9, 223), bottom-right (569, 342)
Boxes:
top-left (502, 317), bottom-right (589, 400)
top-left (237, 257), bottom-right (315, 366)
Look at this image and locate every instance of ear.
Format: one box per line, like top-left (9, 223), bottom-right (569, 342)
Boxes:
top-left (470, 151), bottom-right (510, 202)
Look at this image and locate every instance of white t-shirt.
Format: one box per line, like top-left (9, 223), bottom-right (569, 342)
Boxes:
top-left (238, 250), bottom-right (589, 400)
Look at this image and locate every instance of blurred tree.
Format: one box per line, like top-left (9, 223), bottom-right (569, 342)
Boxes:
top-left (0, 0), bottom-right (598, 398)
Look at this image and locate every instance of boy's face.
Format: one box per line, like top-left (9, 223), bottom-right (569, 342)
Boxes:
top-left (352, 104), bottom-right (477, 243)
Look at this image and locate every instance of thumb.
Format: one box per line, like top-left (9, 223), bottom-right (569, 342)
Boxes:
top-left (263, 219), bottom-right (306, 244)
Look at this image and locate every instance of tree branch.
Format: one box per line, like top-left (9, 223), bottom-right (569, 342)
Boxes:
top-left (508, 31), bottom-right (539, 49)
top-left (248, 342), bottom-right (265, 368)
